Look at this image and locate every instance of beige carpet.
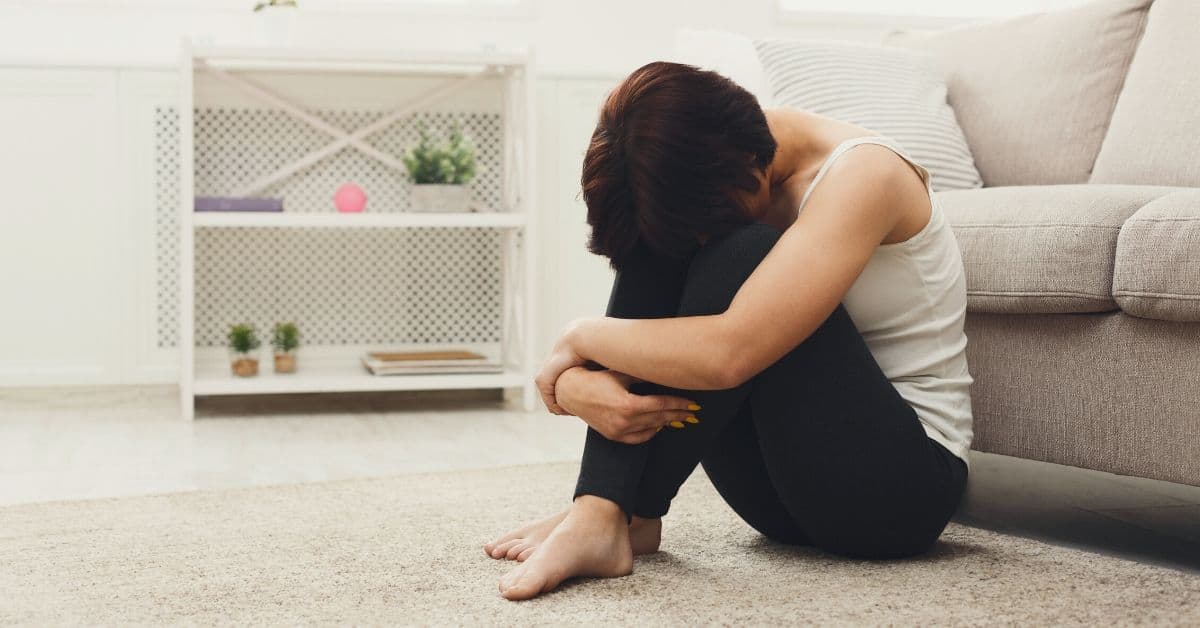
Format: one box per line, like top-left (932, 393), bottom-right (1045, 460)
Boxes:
top-left (2, 463), bottom-right (1199, 626)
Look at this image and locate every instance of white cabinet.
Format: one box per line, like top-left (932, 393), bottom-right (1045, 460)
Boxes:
top-left (115, 69), bottom-right (182, 383)
top-left (0, 69), bottom-right (123, 386)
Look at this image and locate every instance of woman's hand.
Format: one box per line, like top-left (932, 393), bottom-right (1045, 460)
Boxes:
top-left (534, 318), bottom-right (594, 415)
top-left (554, 366), bottom-right (699, 445)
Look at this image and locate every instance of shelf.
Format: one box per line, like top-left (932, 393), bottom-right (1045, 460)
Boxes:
top-left (192, 211), bottom-right (527, 229)
top-left (192, 344), bottom-right (526, 396)
top-left (178, 38), bottom-right (540, 418)
top-left (189, 44), bottom-right (529, 72)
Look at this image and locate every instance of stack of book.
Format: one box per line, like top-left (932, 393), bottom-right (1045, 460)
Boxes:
top-left (360, 350), bottom-right (503, 376)
top-left (195, 196), bottom-right (284, 212)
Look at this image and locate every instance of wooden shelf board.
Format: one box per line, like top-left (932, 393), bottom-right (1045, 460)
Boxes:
top-left (192, 344), bottom-right (525, 396)
top-left (191, 211), bottom-right (527, 228)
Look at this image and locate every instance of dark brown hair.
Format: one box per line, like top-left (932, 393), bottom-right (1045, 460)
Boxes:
top-left (581, 61), bottom-right (777, 269)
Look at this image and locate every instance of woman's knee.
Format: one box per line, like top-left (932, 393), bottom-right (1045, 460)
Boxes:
top-left (677, 222), bottom-right (784, 317)
top-left (696, 223), bottom-right (783, 272)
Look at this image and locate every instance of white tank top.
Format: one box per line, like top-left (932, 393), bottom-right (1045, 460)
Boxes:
top-left (797, 135), bottom-right (974, 465)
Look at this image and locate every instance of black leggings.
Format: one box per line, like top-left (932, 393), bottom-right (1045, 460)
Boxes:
top-left (573, 222), bottom-right (968, 559)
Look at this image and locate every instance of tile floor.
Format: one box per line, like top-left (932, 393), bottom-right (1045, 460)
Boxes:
top-left (2, 385), bottom-right (1198, 574)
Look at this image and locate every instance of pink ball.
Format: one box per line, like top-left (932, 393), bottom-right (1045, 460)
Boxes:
top-left (333, 183), bottom-right (367, 213)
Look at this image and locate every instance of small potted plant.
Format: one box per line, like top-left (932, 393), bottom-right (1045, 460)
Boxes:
top-left (271, 321), bottom-right (300, 374)
top-left (403, 122), bottom-right (478, 212)
top-left (227, 323), bottom-right (261, 377)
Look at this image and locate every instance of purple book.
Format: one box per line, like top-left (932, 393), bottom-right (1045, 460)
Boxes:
top-left (194, 196), bottom-right (284, 212)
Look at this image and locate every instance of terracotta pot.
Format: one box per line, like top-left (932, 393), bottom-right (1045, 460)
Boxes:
top-left (230, 356), bottom-right (259, 377)
top-left (274, 351), bottom-right (297, 374)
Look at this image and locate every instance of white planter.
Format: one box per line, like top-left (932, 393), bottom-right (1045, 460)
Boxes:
top-left (256, 6), bottom-right (298, 46)
top-left (410, 184), bottom-right (471, 213)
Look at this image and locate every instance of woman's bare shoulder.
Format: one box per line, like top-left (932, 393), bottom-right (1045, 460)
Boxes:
top-left (804, 143), bottom-right (930, 244)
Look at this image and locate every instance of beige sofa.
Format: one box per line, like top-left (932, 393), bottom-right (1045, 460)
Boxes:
top-left (889, 0), bottom-right (1200, 486)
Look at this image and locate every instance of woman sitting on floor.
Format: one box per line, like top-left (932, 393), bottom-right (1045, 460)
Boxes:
top-left (484, 60), bottom-right (974, 601)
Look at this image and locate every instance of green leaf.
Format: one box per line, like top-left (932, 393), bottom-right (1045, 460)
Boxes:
top-left (402, 121), bottom-right (478, 185)
top-left (227, 323), bottom-right (261, 352)
top-left (271, 322), bottom-right (300, 352)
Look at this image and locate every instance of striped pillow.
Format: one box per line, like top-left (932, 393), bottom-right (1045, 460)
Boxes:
top-left (755, 38), bottom-right (982, 192)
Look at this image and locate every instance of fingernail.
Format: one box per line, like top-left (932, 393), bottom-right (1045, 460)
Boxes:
top-left (684, 415), bottom-right (699, 424)
top-left (669, 420), bottom-right (685, 428)
top-left (687, 403), bottom-right (701, 411)
top-left (656, 426), bottom-right (663, 432)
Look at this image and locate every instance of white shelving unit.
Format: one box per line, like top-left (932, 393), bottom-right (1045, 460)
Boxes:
top-left (177, 40), bottom-right (538, 420)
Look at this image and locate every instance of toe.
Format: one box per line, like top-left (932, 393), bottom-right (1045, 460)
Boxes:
top-left (486, 528), bottom-right (526, 555)
top-left (500, 568), bottom-right (547, 601)
top-left (515, 546), bottom-right (536, 562)
top-left (498, 563), bottom-right (528, 597)
top-left (505, 542), bottom-right (529, 560)
top-left (490, 538), bottom-right (523, 559)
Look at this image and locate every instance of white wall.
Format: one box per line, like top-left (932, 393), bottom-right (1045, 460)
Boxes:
top-left (0, 0), bottom-right (897, 75)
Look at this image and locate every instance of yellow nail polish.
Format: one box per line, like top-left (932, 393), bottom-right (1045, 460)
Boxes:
top-left (684, 415), bottom-right (699, 424)
top-left (687, 403), bottom-right (701, 411)
top-left (669, 420), bottom-right (685, 428)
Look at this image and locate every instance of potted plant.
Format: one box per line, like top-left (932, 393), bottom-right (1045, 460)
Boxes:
top-left (253, 0), bottom-right (298, 45)
top-left (271, 322), bottom-right (300, 374)
top-left (227, 323), bottom-right (261, 377)
top-left (403, 122), bottom-right (478, 212)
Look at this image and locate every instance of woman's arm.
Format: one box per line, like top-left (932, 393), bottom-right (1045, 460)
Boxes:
top-left (552, 366), bottom-right (699, 443)
top-left (565, 147), bottom-right (922, 390)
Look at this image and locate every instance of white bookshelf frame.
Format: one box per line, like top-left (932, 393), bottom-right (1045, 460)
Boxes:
top-left (177, 39), bottom-right (538, 420)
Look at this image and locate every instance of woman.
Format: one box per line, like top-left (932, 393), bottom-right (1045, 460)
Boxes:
top-left (484, 61), bottom-right (973, 601)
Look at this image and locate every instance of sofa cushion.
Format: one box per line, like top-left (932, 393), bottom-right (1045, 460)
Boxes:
top-left (753, 38), bottom-right (982, 192)
top-left (885, 0), bottom-right (1152, 187)
top-left (939, 185), bottom-right (1172, 313)
top-left (1090, 0), bottom-right (1200, 187)
top-left (1113, 190), bottom-right (1200, 322)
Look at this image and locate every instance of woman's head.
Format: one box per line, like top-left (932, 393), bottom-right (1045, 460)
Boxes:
top-left (581, 61), bottom-right (777, 269)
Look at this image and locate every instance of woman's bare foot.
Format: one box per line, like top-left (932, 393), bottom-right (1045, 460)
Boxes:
top-left (483, 509), bottom-right (568, 561)
top-left (484, 509), bottom-right (662, 562)
top-left (498, 495), bottom-right (635, 600)
top-left (629, 516), bottom-right (663, 556)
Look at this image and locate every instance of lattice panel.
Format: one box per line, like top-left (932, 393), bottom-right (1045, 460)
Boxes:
top-left (193, 227), bottom-right (503, 347)
top-left (155, 108), bottom-right (181, 348)
top-left (195, 108), bottom-right (503, 212)
top-left (154, 106), bottom-right (509, 348)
